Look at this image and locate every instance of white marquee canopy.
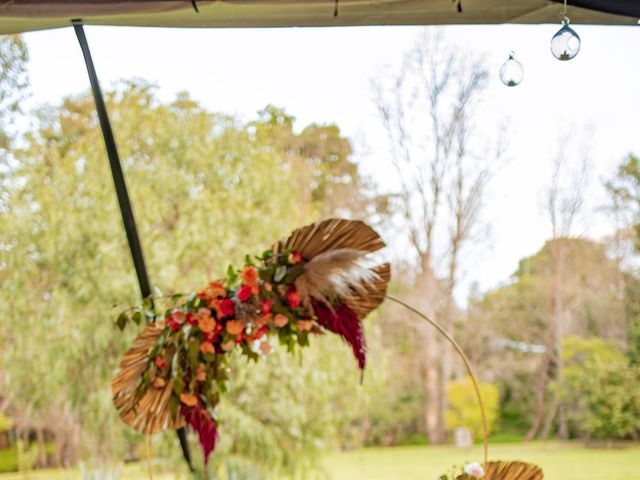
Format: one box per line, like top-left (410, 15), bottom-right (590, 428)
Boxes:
top-left (0, 0), bottom-right (638, 34)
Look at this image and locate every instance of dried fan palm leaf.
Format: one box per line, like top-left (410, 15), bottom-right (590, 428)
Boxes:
top-left (112, 325), bottom-right (185, 434)
top-left (272, 218), bottom-right (385, 259)
top-left (460, 461), bottom-right (543, 480)
top-left (344, 262), bottom-right (391, 319)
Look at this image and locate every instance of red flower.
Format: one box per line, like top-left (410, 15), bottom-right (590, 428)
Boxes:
top-left (287, 288), bottom-right (301, 309)
top-left (260, 299), bottom-right (273, 316)
top-left (154, 356), bottom-right (166, 369)
top-left (186, 312), bottom-right (198, 326)
top-left (220, 298), bottom-right (236, 317)
top-left (235, 331), bottom-right (246, 344)
top-left (204, 330), bottom-right (219, 343)
top-left (237, 285), bottom-right (253, 302)
top-left (167, 316), bottom-right (181, 331)
top-left (288, 251), bottom-right (303, 264)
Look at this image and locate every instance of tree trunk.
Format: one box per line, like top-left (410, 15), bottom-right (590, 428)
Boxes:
top-left (416, 266), bottom-right (445, 444)
top-left (424, 327), bottom-right (443, 444)
top-left (36, 428), bottom-right (46, 468)
top-left (524, 352), bottom-right (550, 441)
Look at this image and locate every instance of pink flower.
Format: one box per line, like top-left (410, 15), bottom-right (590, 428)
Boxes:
top-left (171, 309), bottom-right (184, 324)
top-left (237, 285), bottom-right (253, 302)
top-left (464, 463), bottom-right (485, 478)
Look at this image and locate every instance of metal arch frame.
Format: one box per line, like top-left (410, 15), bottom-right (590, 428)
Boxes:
top-left (72, 21), bottom-right (193, 472)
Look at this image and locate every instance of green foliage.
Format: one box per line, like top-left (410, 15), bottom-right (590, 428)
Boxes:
top-left (606, 154), bottom-right (640, 249)
top-left (0, 414), bottom-right (11, 433)
top-left (557, 336), bottom-right (640, 440)
top-left (444, 376), bottom-right (499, 441)
top-left (0, 448), bottom-right (17, 474)
top-left (0, 34), bottom-right (28, 150)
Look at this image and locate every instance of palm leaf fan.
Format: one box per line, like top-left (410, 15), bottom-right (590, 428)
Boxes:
top-left (273, 218), bottom-right (391, 370)
top-left (112, 325), bottom-right (186, 434)
top-left (460, 461), bottom-right (544, 480)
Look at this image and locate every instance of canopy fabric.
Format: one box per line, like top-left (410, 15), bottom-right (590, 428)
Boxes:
top-left (0, 0), bottom-right (638, 34)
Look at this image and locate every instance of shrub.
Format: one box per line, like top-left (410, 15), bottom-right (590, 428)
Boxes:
top-left (445, 377), bottom-right (499, 441)
top-left (558, 336), bottom-right (640, 441)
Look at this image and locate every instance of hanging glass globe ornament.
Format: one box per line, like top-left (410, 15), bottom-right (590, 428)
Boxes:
top-left (551, 16), bottom-right (581, 61)
top-left (499, 52), bottom-right (524, 87)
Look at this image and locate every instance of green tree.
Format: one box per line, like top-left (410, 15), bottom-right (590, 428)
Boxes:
top-left (466, 238), bottom-right (627, 438)
top-left (0, 34), bottom-right (28, 150)
top-left (606, 154), bottom-right (640, 250)
top-left (557, 336), bottom-right (640, 442)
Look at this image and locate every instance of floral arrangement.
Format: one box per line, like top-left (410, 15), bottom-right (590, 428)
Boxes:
top-left (111, 219), bottom-right (390, 465)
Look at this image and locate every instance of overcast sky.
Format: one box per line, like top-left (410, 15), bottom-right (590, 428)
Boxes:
top-left (21, 23), bottom-right (640, 301)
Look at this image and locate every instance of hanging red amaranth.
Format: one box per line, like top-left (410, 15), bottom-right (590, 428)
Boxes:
top-left (180, 404), bottom-right (218, 465)
top-left (312, 300), bottom-right (366, 370)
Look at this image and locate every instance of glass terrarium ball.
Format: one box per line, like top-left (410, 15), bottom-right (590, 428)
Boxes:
top-left (500, 52), bottom-right (524, 87)
top-left (551, 23), bottom-right (581, 61)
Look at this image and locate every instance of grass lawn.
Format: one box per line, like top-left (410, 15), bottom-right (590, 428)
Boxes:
top-left (0, 442), bottom-right (638, 479)
top-left (324, 442), bottom-right (640, 480)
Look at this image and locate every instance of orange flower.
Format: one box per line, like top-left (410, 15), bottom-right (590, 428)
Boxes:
top-left (198, 308), bottom-right (216, 333)
top-left (255, 314), bottom-right (270, 327)
top-left (263, 282), bottom-right (273, 292)
top-left (153, 377), bottom-right (166, 389)
top-left (199, 341), bottom-right (215, 354)
top-left (221, 340), bottom-right (235, 352)
top-left (226, 319), bottom-right (245, 336)
top-left (274, 314), bottom-right (289, 328)
top-left (200, 280), bottom-right (227, 311)
top-left (260, 342), bottom-right (271, 355)
top-left (196, 364), bottom-right (206, 382)
top-left (296, 320), bottom-right (314, 332)
top-left (208, 280), bottom-right (226, 299)
top-left (197, 288), bottom-right (211, 305)
top-left (240, 266), bottom-right (260, 294)
top-left (180, 392), bottom-right (198, 407)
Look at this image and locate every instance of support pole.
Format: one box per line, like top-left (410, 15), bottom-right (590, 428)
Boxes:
top-left (72, 21), bottom-right (193, 472)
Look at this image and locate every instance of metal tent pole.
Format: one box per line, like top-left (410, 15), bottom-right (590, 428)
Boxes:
top-left (72, 21), bottom-right (194, 472)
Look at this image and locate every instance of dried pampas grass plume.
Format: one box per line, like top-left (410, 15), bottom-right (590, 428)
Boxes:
top-left (295, 248), bottom-right (378, 307)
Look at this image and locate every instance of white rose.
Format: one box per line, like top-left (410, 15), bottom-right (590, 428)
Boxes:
top-left (464, 462), bottom-right (485, 478)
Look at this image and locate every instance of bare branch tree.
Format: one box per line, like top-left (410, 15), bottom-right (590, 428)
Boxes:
top-left (526, 128), bottom-right (592, 441)
top-left (372, 30), bottom-right (504, 443)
